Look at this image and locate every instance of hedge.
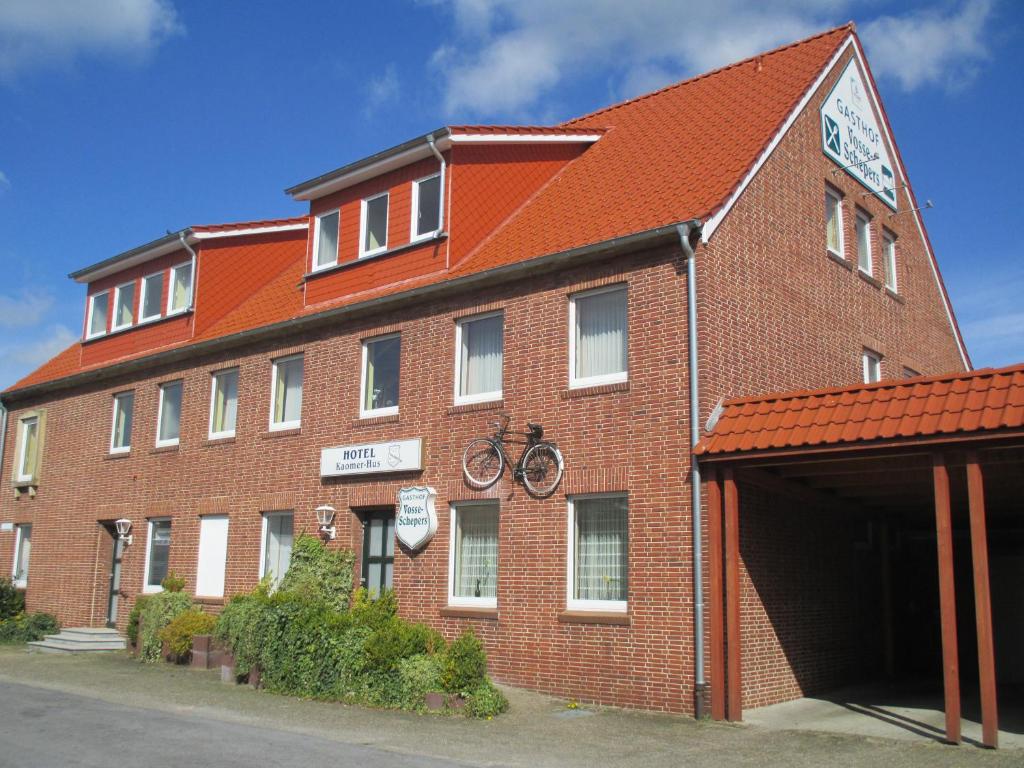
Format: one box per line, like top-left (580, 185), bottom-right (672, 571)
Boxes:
top-left (0, 612), bottom-right (59, 644)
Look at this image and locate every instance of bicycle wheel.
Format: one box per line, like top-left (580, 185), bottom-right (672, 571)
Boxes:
top-left (521, 442), bottom-right (563, 496)
top-left (462, 438), bottom-right (504, 488)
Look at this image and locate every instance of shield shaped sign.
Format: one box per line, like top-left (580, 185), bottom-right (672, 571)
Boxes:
top-left (396, 486), bottom-right (438, 550)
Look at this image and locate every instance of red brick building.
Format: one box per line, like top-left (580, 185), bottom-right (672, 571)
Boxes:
top-left (0, 25), bottom-right (969, 716)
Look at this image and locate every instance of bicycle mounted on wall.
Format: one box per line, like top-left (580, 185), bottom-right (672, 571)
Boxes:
top-left (462, 414), bottom-right (564, 496)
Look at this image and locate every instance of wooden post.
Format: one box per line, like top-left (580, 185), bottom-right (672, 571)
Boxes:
top-left (724, 467), bottom-right (742, 722)
top-left (932, 453), bottom-right (961, 745)
top-left (707, 468), bottom-right (725, 721)
top-left (966, 452), bottom-right (999, 749)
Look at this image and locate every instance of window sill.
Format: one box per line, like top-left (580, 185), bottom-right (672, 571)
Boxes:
top-left (558, 610), bottom-right (631, 626)
top-left (82, 308), bottom-right (193, 345)
top-left (12, 479), bottom-right (37, 490)
top-left (827, 251), bottom-right (852, 270)
top-left (150, 445), bottom-right (179, 455)
top-left (885, 287), bottom-right (905, 304)
top-left (303, 232), bottom-right (448, 281)
top-left (262, 428), bottom-right (301, 439)
top-left (858, 270), bottom-right (882, 289)
top-left (352, 413), bottom-right (400, 428)
top-left (204, 436), bottom-right (236, 447)
top-left (104, 452), bottom-right (132, 460)
top-left (561, 381), bottom-right (629, 400)
top-left (440, 606), bottom-right (499, 620)
top-left (448, 399), bottom-right (504, 415)
top-left (194, 596), bottom-right (225, 606)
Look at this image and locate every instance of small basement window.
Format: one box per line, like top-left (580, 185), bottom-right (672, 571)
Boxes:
top-left (412, 174), bottom-right (441, 241)
top-left (360, 192), bottom-right (389, 257)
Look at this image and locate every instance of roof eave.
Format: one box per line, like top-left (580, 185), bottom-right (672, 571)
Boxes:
top-left (69, 229), bottom-right (194, 284)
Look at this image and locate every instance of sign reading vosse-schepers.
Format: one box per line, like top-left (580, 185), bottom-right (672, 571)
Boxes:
top-left (320, 438), bottom-right (422, 477)
top-left (396, 486), bottom-right (438, 550)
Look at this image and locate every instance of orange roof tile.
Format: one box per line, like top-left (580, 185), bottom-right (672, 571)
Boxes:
top-left (695, 364), bottom-right (1024, 457)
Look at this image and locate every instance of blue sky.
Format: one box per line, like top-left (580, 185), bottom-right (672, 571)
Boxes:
top-left (0, 0), bottom-right (1020, 389)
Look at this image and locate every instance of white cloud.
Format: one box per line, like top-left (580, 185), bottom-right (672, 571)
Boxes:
top-left (427, 0), bottom-right (995, 119)
top-left (0, 0), bottom-right (183, 80)
top-left (363, 63), bottom-right (401, 118)
top-left (0, 291), bottom-right (54, 329)
top-left (952, 266), bottom-right (1024, 369)
top-left (0, 324), bottom-right (77, 390)
top-left (859, 0), bottom-right (993, 92)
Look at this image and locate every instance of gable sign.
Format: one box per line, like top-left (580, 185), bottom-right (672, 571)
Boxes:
top-left (396, 486), bottom-right (438, 550)
top-left (821, 59), bottom-right (897, 211)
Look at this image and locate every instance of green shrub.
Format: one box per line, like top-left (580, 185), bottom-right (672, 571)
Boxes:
top-left (159, 610), bottom-right (216, 659)
top-left (397, 654), bottom-right (444, 710)
top-left (0, 578), bottom-right (25, 620)
top-left (139, 591), bottom-right (193, 662)
top-left (126, 594), bottom-right (150, 647)
top-left (160, 572), bottom-right (186, 593)
top-left (441, 629), bottom-right (488, 693)
top-left (278, 535), bottom-right (355, 611)
top-left (0, 612), bottom-right (59, 644)
top-left (464, 679), bottom-right (510, 719)
top-left (348, 587), bottom-right (398, 629)
top-left (364, 617), bottom-right (445, 671)
top-left (214, 591), bottom-right (268, 676)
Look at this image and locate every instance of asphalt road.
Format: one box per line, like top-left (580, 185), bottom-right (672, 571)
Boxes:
top-left (0, 681), bottom-right (461, 768)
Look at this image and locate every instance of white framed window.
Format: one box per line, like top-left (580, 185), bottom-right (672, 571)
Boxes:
top-left (360, 333), bottom-right (400, 418)
top-left (312, 209), bottom-right (340, 271)
top-left (112, 281), bottom-right (135, 331)
top-left (139, 271), bottom-right (164, 323)
top-left (259, 511), bottom-right (294, 587)
top-left (12, 524), bottom-right (31, 588)
top-left (269, 354), bottom-right (303, 430)
top-left (882, 231), bottom-right (897, 292)
top-left (15, 414), bottom-right (40, 483)
top-left (455, 312), bottom-right (503, 405)
top-left (110, 391), bottom-right (135, 454)
top-left (569, 284), bottom-right (628, 389)
top-left (567, 494), bottom-right (628, 612)
top-left (143, 518), bottom-right (171, 593)
top-left (863, 349), bottom-right (882, 384)
top-left (360, 192), bottom-right (389, 257)
top-left (448, 501), bottom-right (499, 608)
top-left (208, 368), bottom-right (239, 439)
top-left (156, 381), bottom-right (183, 447)
top-left (86, 292), bottom-right (110, 339)
top-left (167, 261), bottom-right (193, 315)
top-left (856, 209), bottom-right (872, 275)
top-left (411, 174), bottom-right (441, 242)
top-left (825, 187), bottom-right (844, 257)
top-left (196, 515), bottom-right (229, 598)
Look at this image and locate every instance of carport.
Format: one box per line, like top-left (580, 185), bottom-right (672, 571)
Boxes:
top-left (694, 363), bottom-right (1024, 749)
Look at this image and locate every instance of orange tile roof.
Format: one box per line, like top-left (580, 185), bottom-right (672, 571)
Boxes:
top-left (695, 364), bottom-right (1024, 457)
top-left (191, 216), bottom-right (307, 234)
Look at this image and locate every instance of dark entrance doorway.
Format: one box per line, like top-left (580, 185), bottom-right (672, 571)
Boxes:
top-left (102, 524), bottom-right (125, 628)
top-left (360, 509), bottom-right (395, 598)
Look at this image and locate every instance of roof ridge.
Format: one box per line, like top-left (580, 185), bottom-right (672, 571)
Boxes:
top-left (563, 22), bottom-right (854, 128)
top-left (192, 215), bottom-right (308, 231)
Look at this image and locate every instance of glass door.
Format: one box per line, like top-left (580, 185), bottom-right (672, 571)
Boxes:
top-left (361, 510), bottom-right (394, 598)
top-left (107, 529), bottom-right (124, 628)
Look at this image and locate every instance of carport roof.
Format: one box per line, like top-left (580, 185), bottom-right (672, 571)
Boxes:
top-left (695, 363), bottom-right (1024, 458)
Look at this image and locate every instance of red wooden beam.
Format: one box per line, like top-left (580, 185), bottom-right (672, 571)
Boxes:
top-left (724, 467), bottom-right (742, 722)
top-left (932, 453), bottom-right (961, 745)
top-left (706, 468), bottom-right (725, 721)
top-left (966, 452), bottom-right (999, 749)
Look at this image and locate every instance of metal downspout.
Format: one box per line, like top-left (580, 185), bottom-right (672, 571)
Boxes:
top-left (178, 231), bottom-right (198, 311)
top-left (0, 400), bottom-right (7, 480)
top-left (426, 135), bottom-right (448, 267)
top-left (676, 221), bottom-right (706, 716)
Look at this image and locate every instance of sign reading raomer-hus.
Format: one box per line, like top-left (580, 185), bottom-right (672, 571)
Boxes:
top-left (320, 438), bottom-right (422, 477)
top-left (396, 486), bottom-right (438, 550)
top-left (821, 59), bottom-right (897, 211)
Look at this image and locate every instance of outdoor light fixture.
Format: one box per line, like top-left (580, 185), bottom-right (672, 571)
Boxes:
top-left (114, 518), bottom-right (133, 545)
top-left (315, 505), bottom-right (337, 540)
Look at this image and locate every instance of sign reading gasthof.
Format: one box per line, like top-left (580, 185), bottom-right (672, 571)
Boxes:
top-left (820, 59), bottom-right (897, 211)
top-left (396, 486), bottom-right (438, 550)
top-left (320, 438), bottom-right (422, 477)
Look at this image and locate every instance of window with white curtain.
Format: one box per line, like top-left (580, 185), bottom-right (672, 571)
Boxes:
top-left (361, 334), bottom-right (400, 417)
top-left (196, 516), bottom-right (229, 598)
top-left (168, 262), bottom-right (193, 314)
top-left (570, 285), bottom-right (628, 388)
top-left (412, 174), bottom-right (441, 241)
top-left (360, 192), bottom-right (389, 257)
top-left (449, 502), bottom-right (499, 608)
top-left (313, 210), bottom-right (340, 270)
top-left (826, 188), bottom-right (843, 257)
top-left (567, 494), bottom-right (628, 611)
top-left (112, 281), bottom-right (135, 330)
top-left (12, 524), bottom-right (31, 588)
top-left (856, 209), bottom-right (872, 275)
top-left (140, 271), bottom-right (164, 322)
top-left (16, 414), bottom-right (40, 482)
top-left (270, 354), bottom-right (303, 430)
top-left (863, 349), bottom-right (882, 384)
top-left (260, 511), bottom-right (294, 587)
top-left (882, 231), bottom-right (897, 291)
top-left (455, 312), bottom-right (503, 404)
top-left (87, 292), bottom-right (109, 338)
top-left (209, 368), bottom-right (239, 439)
top-left (110, 391), bottom-right (134, 453)
top-left (156, 381), bottom-right (183, 447)
top-left (143, 518), bottom-right (171, 592)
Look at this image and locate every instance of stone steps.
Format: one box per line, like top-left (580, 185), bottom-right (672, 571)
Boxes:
top-left (27, 627), bottom-right (127, 654)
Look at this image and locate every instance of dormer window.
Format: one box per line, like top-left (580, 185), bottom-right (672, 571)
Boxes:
top-left (360, 192), bottom-right (389, 257)
top-left (140, 271), bottom-right (164, 323)
top-left (86, 292), bottom-right (109, 339)
top-left (412, 174), bottom-right (441, 241)
top-left (313, 210), bottom-right (340, 271)
top-left (168, 261), bottom-right (193, 315)
top-left (112, 281), bottom-right (135, 331)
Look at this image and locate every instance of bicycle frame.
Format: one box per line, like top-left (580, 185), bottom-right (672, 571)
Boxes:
top-left (489, 415), bottom-right (546, 480)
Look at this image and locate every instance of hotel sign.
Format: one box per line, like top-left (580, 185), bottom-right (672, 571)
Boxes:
top-left (320, 438), bottom-right (422, 477)
top-left (821, 59), bottom-right (897, 211)
top-left (396, 486), bottom-right (438, 550)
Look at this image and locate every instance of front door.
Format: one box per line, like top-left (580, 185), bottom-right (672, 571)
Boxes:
top-left (105, 526), bottom-right (125, 628)
top-left (361, 510), bottom-right (394, 598)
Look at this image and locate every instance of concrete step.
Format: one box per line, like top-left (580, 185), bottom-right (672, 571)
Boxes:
top-left (26, 626), bottom-right (127, 654)
top-left (27, 639), bottom-right (126, 654)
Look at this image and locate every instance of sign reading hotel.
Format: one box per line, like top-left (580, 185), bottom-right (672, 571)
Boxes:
top-left (320, 438), bottom-right (422, 477)
top-left (396, 486), bottom-right (438, 550)
top-left (820, 59), bottom-right (897, 211)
